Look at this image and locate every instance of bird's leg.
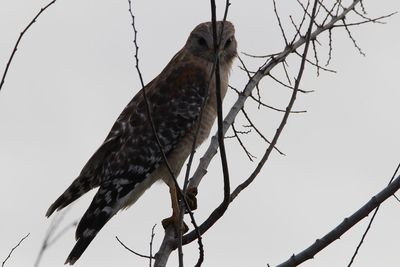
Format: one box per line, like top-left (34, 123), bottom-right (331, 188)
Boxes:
top-left (162, 184), bottom-right (189, 233)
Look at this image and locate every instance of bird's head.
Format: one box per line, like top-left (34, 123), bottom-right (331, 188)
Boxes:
top-left (185, 21), bottom-right (237, 65)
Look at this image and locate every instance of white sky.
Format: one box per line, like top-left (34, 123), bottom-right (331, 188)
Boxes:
top-left (0, 1), bottom-right (399, 267)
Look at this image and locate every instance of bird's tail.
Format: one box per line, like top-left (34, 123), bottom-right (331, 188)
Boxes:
top-left (46, 176), bottom-right (95, 217)
top-left (64, 183), bottom-right (128, 265)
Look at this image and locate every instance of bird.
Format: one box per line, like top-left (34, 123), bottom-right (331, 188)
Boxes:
top-left (46, 21), bottom-right (237, 265)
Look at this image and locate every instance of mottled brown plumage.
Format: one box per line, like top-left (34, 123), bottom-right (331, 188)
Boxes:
top-left (46, 21), bottom-right (237, 264)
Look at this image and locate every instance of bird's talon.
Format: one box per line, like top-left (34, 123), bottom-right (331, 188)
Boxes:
top-left (185, 187), bottom-right (198, 212)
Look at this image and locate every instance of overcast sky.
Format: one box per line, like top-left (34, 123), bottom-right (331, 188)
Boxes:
top-left (1, 1), bottom-right (400, 267)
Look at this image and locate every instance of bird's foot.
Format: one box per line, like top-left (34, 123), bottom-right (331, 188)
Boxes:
top-left (185, 187), bottom-right (198, 213)
top-left (162, 215), bottom-right (189, 234)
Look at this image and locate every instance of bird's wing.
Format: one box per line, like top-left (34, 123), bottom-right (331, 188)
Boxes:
top-left (65, 62), bottom-right (210, 264)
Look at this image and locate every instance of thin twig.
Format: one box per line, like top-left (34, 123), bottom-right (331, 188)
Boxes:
top-left (230, 84), bottom-right (307, 113)
top-left (0, 0), bottom-right (57, 92)
top-left (335, 0), bottom-right (343, 17)
top-left (290, 0), bottom-right (310, 44)
top-left (359, 0), bottom-right (367, 15)
top-left (294, 51), bottom-right (337, 73)
top-left (231, 123), bottom-right (256, 161)
top-left (237, 55), bottom-right (262, 108)
top-left (273, 0), bottom-right (289, 45)
top-left (127, 0), bottom-right (176, 187)
top-left (325, 29), bottom-right (333, 66)
top-left (46, 221), bottom-right (78, 247)
top-left (332, 12), bottom-right (397, 27)
top-left (321, 0), bottom-right (339, 25)
top-left (116, 236), bottom-right (154, 260)
top-left (149, 224), bottom-right (156, 267)
top-left (269, 74), bottom-right (313, 93)
top-left (342, 19), bottom-right (366, 56)
top-left (241, 51), bottom-right (280, 59)
top-left (311, 40), bottom-right (320, 76)
top-left (241, 108), bottom-right (286, 156)
top-left (2, 233), bottom-right (30, 267)
top-left (281, 61), bottom-right (292, 86)
top-left (296, 0), bottom-right (320, 28)
top-left (34, 207), bottom-right (75, 267)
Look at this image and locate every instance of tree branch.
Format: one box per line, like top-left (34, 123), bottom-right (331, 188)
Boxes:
top-left (188, 0), bottom-right (364, 191)
top-left (115, 236), bottom-right (154, 260)
top-left (0, 0), bottom-right (57, 92)
top-left (275, 174), bottom-right (400, 267)
top-left (347, 162), bottom-right (400, 267)
top-left (2, 233), bottom-right (30, 267)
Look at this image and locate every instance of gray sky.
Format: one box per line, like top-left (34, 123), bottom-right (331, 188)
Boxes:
top-left (1, 0), bottom-right (399, 266)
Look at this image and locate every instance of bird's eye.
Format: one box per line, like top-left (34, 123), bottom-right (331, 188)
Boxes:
top-left (224, 37), bottom-right (233, 49)
top-left (197, 37), bottom-right (208, 47)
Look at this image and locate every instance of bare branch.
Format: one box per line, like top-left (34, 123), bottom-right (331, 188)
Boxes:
top-left (347, 162), bottom-right (400, 267)
top-left (342, 19), bottom-right (366, 56)
top-left (231, 123), bottom-right (256, 161)
top-left (241, 108), bottom-right (286, 156)
top-left (281, 61), bottom-right (292, 86)
top-left (269, 74), bottom-right (314, 93)
top-left (296, 0), bottom-right (320, 28)
top-left (237, 55), bottom-right (262, 108)
top-left (289, 3), bottom-right (309, 46)
top-left (149, 224), bottom-right (156, 267)
top-left (230, 85), bottom-right (307, 113)
top-left (333, 12), bottom-right (397, 27)
top-left (241, 51), bottom-right (280, 59)
top-left (0, 0), bottom-right (57, 92)
top-left (34, 208), bottom-right (76, 267)
top-left (276, 174), bottom-right (400, 267)
top-left (321, 0), bottom-right (339, 25)
top-left (359, 0), bottom-right (367, 15)
top-left (311, 40), bottom-right (320, 76)
top-left (114, 225), bottom-right (158, 264)
top-left (2, 233), bottom-right (30, 267)
top-left (230, 0), bottom-right (318, 203)
top-left (325, 29), bottom-right (333, 66)
top-left (294, 50), bottom-right (337, 73)
top-left (273, 0), bottom-right (289, 45)
top-left (46, 220), bottom-right (78, 247)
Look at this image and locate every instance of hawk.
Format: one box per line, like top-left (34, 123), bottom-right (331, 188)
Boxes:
top-left (46, 21), bottom-right (237, 264)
